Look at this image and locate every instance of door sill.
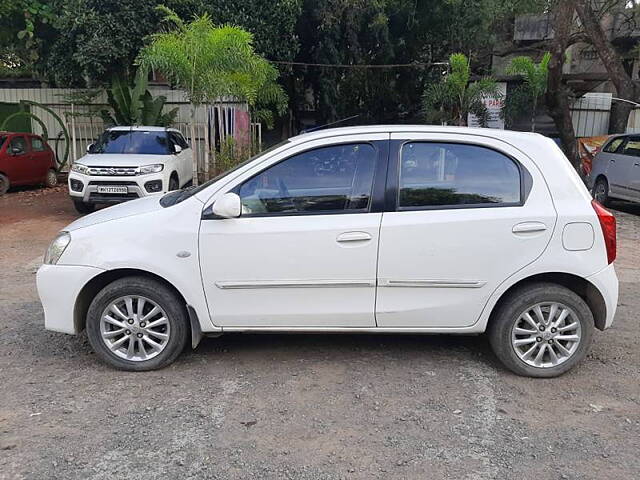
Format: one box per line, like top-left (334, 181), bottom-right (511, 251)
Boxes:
top-left (220, 325), bottom-right (483, 334)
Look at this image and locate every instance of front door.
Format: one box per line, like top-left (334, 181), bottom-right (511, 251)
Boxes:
top-left (6, 135), bottom-right (32, 184)
top-left (376, 134), bottom-right (556, 328)
top-left (199, 137), bottom-right (387, 328)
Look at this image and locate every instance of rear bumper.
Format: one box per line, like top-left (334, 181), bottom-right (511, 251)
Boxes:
top-left (587, 263), bottom-right (618, 329)
top-left (37, 264), bottom-right (104, 334)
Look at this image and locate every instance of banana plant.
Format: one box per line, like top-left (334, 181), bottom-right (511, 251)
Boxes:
top-left (100, 68), bottom-right (178, 127)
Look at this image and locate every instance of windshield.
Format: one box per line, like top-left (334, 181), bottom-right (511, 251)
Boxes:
top-left (91, 130), bottom-right (170, 155)
top-left (160, 139), bottom-right (291, 207)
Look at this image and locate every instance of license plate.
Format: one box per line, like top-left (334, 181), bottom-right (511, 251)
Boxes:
top-left (97, 186), bottom-right (128, 194)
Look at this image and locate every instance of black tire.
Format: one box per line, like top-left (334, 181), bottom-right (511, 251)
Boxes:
top-left (169, 174), bottom-right (179, 191)
top-left (0, 173), bottom-right (9, 195)
top-left (45, 169), bottom-right (58, 188)
top-left (73, 200), bottom-right (95, 214)
top-left (593, 177), bottom-right (610, 206)
top-left (86, 276), bottom-right (189, 371)
top-left (488, 282), bottom-right (594, 378)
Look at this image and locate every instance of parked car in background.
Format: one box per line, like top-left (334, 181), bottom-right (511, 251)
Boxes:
top-left (0, 131), bottom-right (58, 195)
top-left (38, 126), bottom-right (617, 377)
top-left (588, 133), bottom-right (640, 205)
top-left (68, 126), bottom-right (193, 213)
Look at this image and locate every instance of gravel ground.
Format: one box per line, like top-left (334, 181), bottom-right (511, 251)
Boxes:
top-left (1, 187), bottom-right (639, 480)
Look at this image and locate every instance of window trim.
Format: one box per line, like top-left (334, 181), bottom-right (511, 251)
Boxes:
top-left (388, 140), bottom-right (528, 212)
top-left (232, 141), bottom-right (386, 218)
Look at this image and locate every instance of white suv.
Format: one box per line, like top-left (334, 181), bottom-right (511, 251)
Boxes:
top-left (68, 126), bottom-right (193, 213)
top-left (39, 126), bottom-right (618, 377)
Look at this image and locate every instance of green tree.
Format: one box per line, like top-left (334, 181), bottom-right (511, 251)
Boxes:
top-left (422, 53), bottom-right (500, 126)
top-left (137, 11), bottom-right (286, 182)
top-left (506, 52), bottom-right (551, 132)
top-left (45, 0), bottom-right (165, 86)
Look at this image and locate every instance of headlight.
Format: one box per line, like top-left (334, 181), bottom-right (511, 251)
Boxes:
top-left (138, 164), bottom-right (164, 175)
top-left (71, 163), bottom-right (90, 175)
top-left (44, 232), bottom-right (71, 265)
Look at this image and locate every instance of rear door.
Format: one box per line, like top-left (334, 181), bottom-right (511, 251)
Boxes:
top-left (376, 133), bottom-right (556, 328)
top-left (28, 135), bottom-right (53, 180)
top-left (607, 136), bottom-right (638, 200)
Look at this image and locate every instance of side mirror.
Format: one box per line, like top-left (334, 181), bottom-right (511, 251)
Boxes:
top-left (173, 144), bottom-right (182, 154)
top-left (211, 192), bottom-right (242, 219)
top-left (86, 143), bottom-right (95, 153)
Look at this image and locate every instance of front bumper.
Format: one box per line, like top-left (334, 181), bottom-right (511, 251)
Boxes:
top-left (37, 264), bottom-right (104, 334)
top-left (587, 263), bottom-right (618, 329)
top-left (68, 171), bottom-right (165, 204)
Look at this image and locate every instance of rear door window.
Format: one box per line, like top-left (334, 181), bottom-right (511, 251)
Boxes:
top-left (621, 137), bottom-right (640, 157)
top-left (30, 137), bottom-right (46, 151)
top-left (398, 142), bottom-right (521, 209)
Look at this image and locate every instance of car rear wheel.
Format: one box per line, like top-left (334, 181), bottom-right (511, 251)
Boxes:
top-left (45, 169), bottom-right (58, 187)
top-left (86, 276), bottom-right (189, 371)
top-left (488, 282), bottom-right (594, 378)
top-left (0, 173), bottom-right (9, 195)
top-left (593, 177), bottom-right (610, 206)
top-left (73, 200), bottom-right (95, 214)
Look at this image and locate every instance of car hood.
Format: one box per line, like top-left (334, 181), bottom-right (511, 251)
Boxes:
top-left (65, 195), bottom-right (163, 231)
top-left (76, 153), bottom-right (171, 167)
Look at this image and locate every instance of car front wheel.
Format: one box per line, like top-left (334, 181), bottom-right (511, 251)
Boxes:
top-left (72, 200), bottom-right (95, 214)
top-left (488, 282), bottom-right (594, 377)
top-left (593, 177), bottom-right (610, 206)
top-left (86, 276), bottom-right (189, 371)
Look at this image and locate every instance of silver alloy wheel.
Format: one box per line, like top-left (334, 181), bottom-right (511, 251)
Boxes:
top-left (100, 295), bottom-right (170, 361)
top-left (47, 169), bottom-right (58, 187)
top-left (594, 182), bottom-right (607, 203)
top-left (511, 302), bottom-right (582, 368)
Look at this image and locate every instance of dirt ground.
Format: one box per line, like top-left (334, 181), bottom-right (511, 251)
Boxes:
top-left (1, 186), bottom-right (639, 480)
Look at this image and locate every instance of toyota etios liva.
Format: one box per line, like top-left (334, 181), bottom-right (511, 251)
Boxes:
top-left (37, 126), bottom-right (618, 377)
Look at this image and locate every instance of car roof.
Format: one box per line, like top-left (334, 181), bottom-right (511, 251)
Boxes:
top-left (107, 126), bottom-right (181, 133)
top-left (290, 125), bottom-right (543, 144)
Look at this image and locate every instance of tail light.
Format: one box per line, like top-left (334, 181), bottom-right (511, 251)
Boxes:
top-left (591, 200), bottom-right (616, 264)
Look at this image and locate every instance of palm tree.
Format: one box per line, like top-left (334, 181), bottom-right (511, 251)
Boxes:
top-left (137, 10), bottom-right (286, 183)
top-left (423, 53), bottom-right (500, 127)
top-left (507, 52), bottom-right (551, 132)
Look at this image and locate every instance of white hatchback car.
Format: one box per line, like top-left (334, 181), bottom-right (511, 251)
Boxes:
top-left (39, 126), bottom-right (618, 377)
top-left (68, 126), bottom-right (193, 213)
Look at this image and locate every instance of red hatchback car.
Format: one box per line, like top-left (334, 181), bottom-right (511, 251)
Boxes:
top-left (0, 132), bottom-right (58, 195)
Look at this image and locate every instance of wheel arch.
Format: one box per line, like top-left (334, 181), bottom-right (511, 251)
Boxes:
top-left (74, 268), bottom-right (193, 334)
top-left (488, 272), bottom-right (607, 331)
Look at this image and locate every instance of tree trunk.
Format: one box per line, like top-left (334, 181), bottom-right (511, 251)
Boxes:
top-left (531, 98), bottom-right (537, 133)
top-left (546, 0), bottom-right (579, 168)
top-left (575, 0), bottom-right (637, 133)
top-left (189, 104), bottom-right (198, 186)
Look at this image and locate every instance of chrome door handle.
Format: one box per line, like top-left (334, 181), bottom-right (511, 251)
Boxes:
top-left (634, 163), bottom-right (640, 167)
top-left (512, 222), bottom-right (547, 234)
top-left (337, 231), bottom-right (372, 243)
top-left (610, 159), bottom-right (616, 163)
